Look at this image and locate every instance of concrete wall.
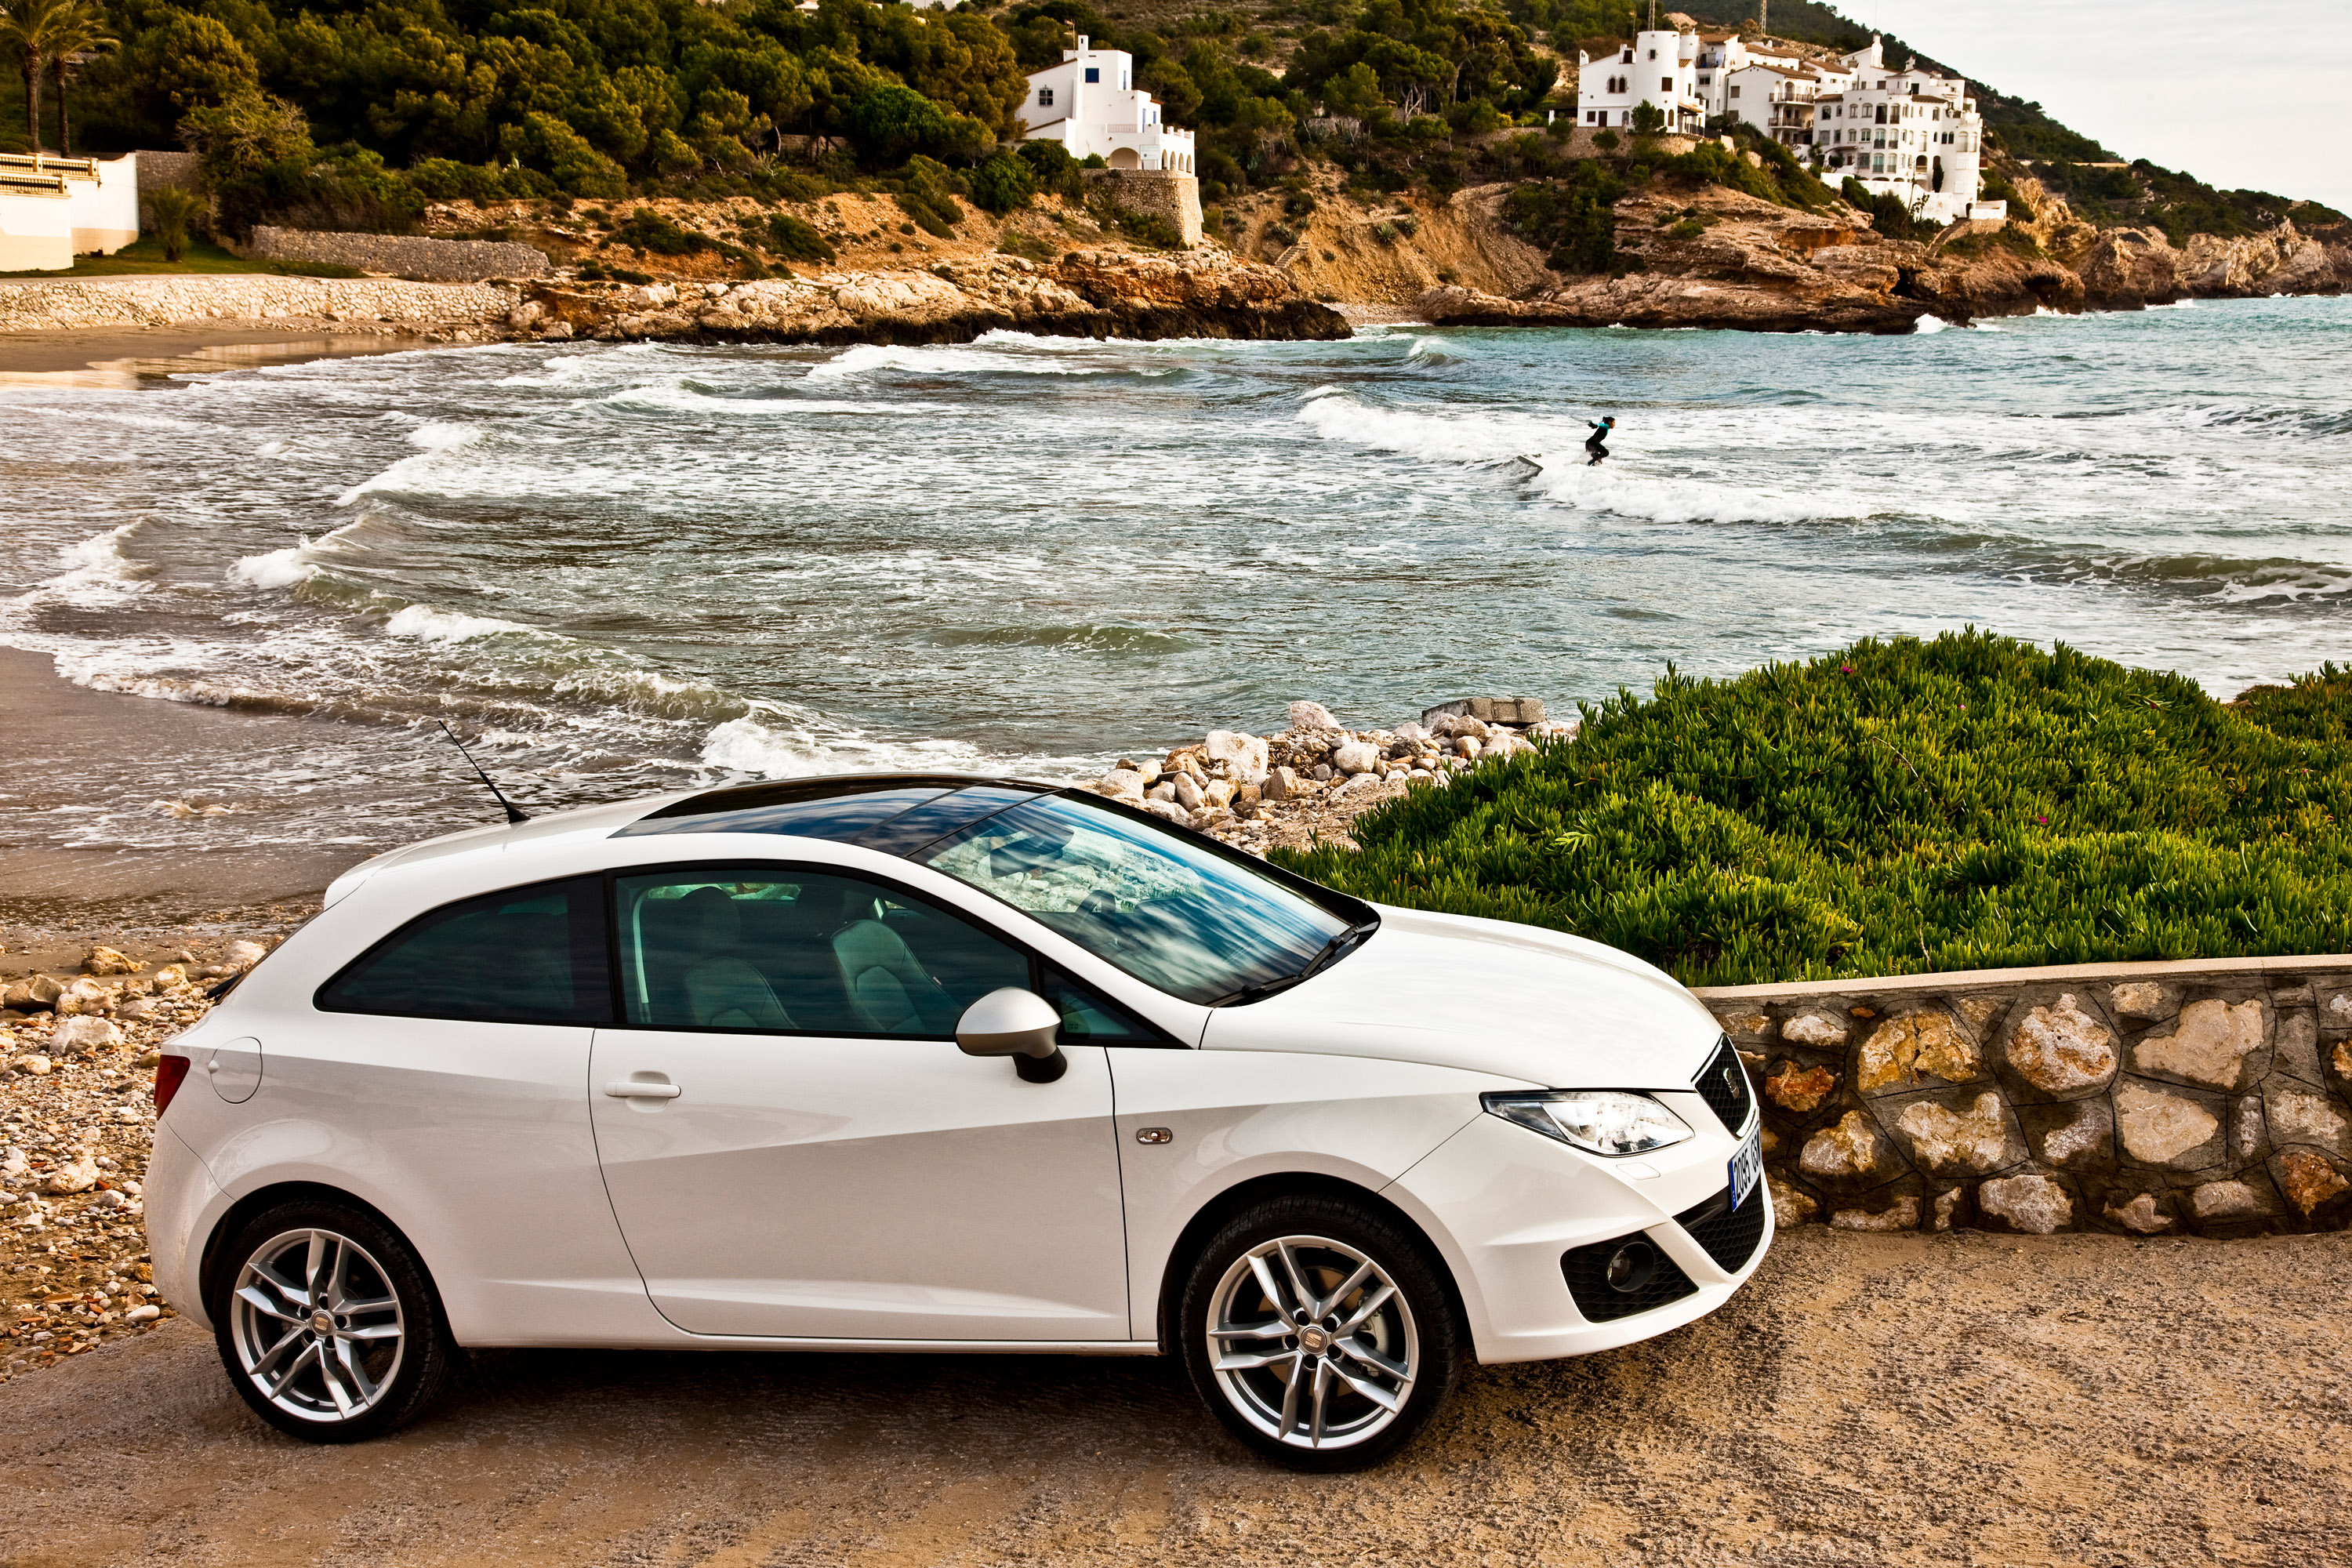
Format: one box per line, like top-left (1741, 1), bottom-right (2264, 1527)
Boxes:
top-left (1080, 168), bottom-right (1202, 247)
top-left (1696, 954), bottom-right (2352, 1238)
top-left (0, 154), bottom-right (139, 270)
top-left (245, 227), bottom-right (552, 281)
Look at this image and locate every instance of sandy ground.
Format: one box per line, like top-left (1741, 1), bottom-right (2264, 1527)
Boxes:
top-left (0, 1225), bottom-right (2338, 1566)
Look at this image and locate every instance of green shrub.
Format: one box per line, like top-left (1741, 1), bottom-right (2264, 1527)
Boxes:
top-left (764, 213), bottom-right (837, 263)
top-left (1504, 162), bottom-right (1625, 274)
top-left (143, 186), bottom-right (206, 263)
top-left (606, 209), bottom-right (708, 255)
top-left (967, 152), bottom-right (1037, 215)
top-left (1274, 633), bottom-right (2352, 986)
top-left (996, 230), bottom-right (1058, 263)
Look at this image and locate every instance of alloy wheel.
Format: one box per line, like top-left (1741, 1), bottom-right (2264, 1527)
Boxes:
top-left (1205, 1233), bottom-right (1419, 1450)
top-left (227, 1228), bottom-right (407, 1423)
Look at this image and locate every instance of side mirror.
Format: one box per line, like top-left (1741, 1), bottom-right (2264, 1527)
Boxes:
top-left (955, 987), bottom-right (1068, 1083)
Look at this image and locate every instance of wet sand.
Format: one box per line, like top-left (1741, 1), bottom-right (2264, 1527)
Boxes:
top-left (0, 326), bottom-right (428, 386)
top-left (0, 648), bottom-right (360, 930)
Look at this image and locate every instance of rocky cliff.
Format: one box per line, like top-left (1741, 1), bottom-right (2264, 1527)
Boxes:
top-left (1403, 177), bottom-right (2352, 334)
top-left (518, 248), bottom-right (1347, 346)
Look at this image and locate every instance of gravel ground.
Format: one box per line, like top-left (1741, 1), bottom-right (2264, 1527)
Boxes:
top-left (0, 1225), bottom-right (2339, 1566)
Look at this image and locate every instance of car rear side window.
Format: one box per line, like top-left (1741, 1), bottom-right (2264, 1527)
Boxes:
top-left (318, 875), bottom-right (612, 1025)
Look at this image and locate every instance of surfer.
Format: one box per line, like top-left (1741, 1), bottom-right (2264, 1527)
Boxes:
top-left (1584, 416), bottom-right (1615, 466)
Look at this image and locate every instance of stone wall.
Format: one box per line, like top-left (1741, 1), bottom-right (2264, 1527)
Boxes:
top-left (246, 226), bottom-right (551, 281)
top-left (0, 274), bottom-right (518, 332)
top-left (132, 150), bottom-right (201, 200)
top-left (1695, 955), bottom-right (2352, 1238)
top-left (1081, 169), bottom-right (1203, 248)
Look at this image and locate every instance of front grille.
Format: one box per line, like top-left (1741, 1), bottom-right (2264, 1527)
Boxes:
top-left (1675, 1185), bottom-right (1769, 1274)
top-left (1561, 1232), bottom-right (1697, 1323)
top-left (1693, 1034), bottom-right (1755, 1134)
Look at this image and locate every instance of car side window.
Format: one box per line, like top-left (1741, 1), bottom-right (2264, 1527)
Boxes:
top-left (614, 867), bottom-right (1028, 1036)
top-left (1040, 966), bottom-right (1167, 1046)
top-left (318, 875), bottom-right (611, 1025)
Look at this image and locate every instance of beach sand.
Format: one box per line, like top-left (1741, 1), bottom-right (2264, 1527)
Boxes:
top-left (0, 648), bottom-right (354, 956)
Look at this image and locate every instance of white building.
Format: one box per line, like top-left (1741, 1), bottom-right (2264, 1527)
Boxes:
top-left (1810, 38), bottom-right (1993, 224)
top-left (0, 152), bottom-right (138, 271)
top-left (1574, 29), bottom-right (1704, 134)
top-left (1022, 37), bottom-right (1195, 172)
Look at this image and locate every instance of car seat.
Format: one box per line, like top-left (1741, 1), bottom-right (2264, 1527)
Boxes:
top-left (833, 918), bottom-right (949, 1034)
top-left (659, 887), bottom-right (797, 1030)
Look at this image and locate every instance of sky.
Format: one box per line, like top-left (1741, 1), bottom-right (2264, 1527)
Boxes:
top-left (1863, 0), bottom-right (2352, 213)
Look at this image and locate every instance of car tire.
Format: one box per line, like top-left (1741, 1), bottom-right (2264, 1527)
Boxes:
top-left (210, 1199), bottom-right (459, 1443)
top-left (1178, 1193), bottom-right (1464, 1472)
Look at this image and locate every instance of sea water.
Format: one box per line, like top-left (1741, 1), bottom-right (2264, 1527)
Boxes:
top-left (3, 296), bottom-right (2348, 861)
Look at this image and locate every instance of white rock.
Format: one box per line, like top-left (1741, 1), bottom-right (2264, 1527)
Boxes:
top-left (125, 1305), bottom-right (159, 1323)
top-left (1203, 730), bottom-right (1270, 783)
top-left (222, 940), bottom-right (268, 972)
top-left (1287, 701), bottom-right (1341, 731)
top-left (42, 1156), bottom-right (98, 1195)
top-left (48, 1016), bottom-right (121, 1055)
top-left (1098, 768), bottom-right (1147, 800)
top-left (1331, 740), bottom-right (1380, 775)
top-left (11, 1056), bottom-right (51, 1076)
top-left (1173, 773), bottom-right (1205, 811)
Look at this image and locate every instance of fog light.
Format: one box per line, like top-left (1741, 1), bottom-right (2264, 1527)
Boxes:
top-left (1604, 1240), bottom-right (1657, 1294)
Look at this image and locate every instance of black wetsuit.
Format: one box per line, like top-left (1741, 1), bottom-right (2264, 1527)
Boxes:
top-left (1585, 421), bottom-right (1613, 465)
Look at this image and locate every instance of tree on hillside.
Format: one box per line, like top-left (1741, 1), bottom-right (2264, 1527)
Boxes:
top-left (0, 0), bottom-right (72, 151)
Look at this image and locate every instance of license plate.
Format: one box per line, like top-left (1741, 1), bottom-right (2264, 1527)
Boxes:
top-left (1727, 1125), bottom-right (1764, 1212)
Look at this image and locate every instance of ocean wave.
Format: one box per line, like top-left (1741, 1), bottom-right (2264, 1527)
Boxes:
top-left (598, 379), bottom-right (920, 416)
top-left (699, 703), bottom-right (1094, 782)
top-left (924, 623), bottom-right (1190, 654)
top-left (805, 341), bottom-right (1153, 382)
top-left (336, 421), bottom-right (486, 503)
top-left (1911, 314), bottom-right (1952, 334)
top-left (383, 604), bottom-right (543, 642)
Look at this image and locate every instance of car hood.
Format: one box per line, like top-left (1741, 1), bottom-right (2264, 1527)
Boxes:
top-left (1200, 906), bottom-right (1724, 1090)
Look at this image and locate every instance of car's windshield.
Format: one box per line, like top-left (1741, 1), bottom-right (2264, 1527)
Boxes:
top-left (909, 793), bottom-right (1358, 1004)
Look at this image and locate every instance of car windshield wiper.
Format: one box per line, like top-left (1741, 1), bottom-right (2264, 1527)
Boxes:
top-left (1209, 919), bottom-right (1377, 1007)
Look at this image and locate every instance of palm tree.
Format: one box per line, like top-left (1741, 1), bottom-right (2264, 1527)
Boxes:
top-left (0, 0), bottom-right (62, 151)
top-left (42, 1), bottom-right (116, 156)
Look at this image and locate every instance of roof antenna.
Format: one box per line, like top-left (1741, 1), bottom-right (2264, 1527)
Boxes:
top-left (436, 719), bottom-right (530, 825)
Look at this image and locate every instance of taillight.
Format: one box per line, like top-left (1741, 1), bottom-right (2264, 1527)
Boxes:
top-left (154, 1055), bottom-right (191, 1117)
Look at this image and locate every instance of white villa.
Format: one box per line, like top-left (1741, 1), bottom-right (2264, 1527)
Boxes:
top-left (1022, 37), bottom-right (1196, 172)
top-left (1579, 30), bottom-right (2001, 226)
top-left (0, 152), bottom-right (139, 271)
top-left (1573, 30), bottom-right (1706, 135)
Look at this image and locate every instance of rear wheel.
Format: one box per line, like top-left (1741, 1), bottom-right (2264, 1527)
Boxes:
top-left (212, 1200), bottom-right (459, 1443)
top-left (1179, 1194), bottom-right (1463, 1471)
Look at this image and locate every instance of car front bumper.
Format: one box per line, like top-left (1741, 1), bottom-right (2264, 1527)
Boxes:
top-left (1384, 1102), bottom-right (1773, 1364)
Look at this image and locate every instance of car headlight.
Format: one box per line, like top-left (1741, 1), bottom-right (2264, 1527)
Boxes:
top-left (1482, 1090), bottom-right (1695, 1156)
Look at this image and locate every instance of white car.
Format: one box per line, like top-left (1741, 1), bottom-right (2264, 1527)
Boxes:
top-left (147, 775), bottom-right (1769, 1469)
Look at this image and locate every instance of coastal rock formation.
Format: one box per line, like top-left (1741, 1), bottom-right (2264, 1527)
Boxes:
top-left (1411, 180), bottom-right (2350, 334)
top-left (531, 249), bottom-right (1346, 347)
top-left (0, 274), bottom-right (517, 333)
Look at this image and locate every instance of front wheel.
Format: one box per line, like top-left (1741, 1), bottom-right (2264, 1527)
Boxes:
top-left (212, 1200), bottom-right (459, 1443)
top-left (1179, 1195), bottom-right (1464, 1471)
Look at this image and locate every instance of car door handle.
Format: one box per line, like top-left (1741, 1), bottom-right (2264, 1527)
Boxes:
top-left (603, 1080), bottom-right (682, 1100)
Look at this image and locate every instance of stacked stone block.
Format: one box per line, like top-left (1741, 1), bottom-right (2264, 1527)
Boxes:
top-left (1698, 960), bottom-right (2352, 1237)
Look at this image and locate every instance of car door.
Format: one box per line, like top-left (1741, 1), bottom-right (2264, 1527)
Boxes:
top-left (589, 862), bottom-right (1132, 1341)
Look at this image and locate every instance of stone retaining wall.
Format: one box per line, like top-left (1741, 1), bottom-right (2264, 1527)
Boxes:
top-left (247, 226), bottom-right (551, 281)
top-left (0, 274), bottom-right (518, 332)
top-left (1081, 169), bottom-right (1203, 248)
top-left (1694, 955), bottom-right (2352, 1237)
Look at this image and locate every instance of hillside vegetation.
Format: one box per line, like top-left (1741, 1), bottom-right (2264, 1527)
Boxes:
top-left (1276, 633), bottom-right (2352, 987)
top-left (6, 0), bottom-right (2330, 256)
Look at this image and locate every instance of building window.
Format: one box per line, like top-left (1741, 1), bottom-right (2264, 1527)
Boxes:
top-left (1661, 76), bottom-right (1672, 92)
top-left (1728, 84), bottom-right (1740, 98)
top-left (1084, 67), bottom-right (1099, 82)
top-left (1038, 88), bottom-right (1054, 106)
